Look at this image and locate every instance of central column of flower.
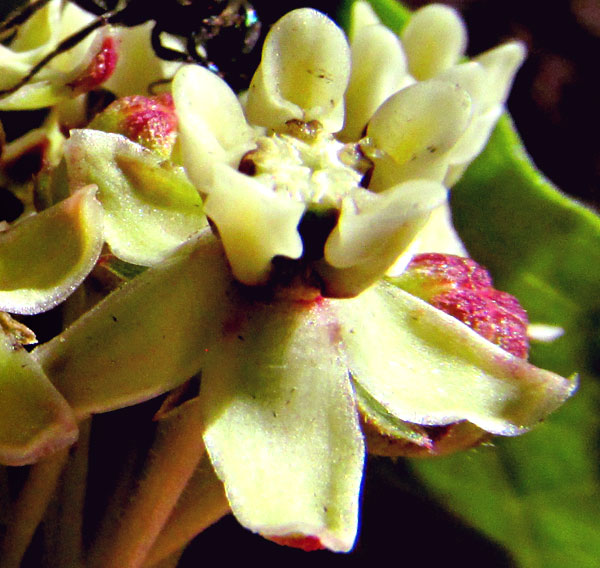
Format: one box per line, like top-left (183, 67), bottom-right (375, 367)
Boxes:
top-left (174, 8), bottom-right (459, 297)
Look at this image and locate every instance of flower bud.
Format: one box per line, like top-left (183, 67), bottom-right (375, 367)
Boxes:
top-left (363, 253), bottom-right (531, 457)
top-left (398, 252), bottom-right (529, 358)
top-left (88, 94), bottom-right (177, 157)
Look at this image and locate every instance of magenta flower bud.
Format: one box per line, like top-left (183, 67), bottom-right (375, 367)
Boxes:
top-left (88, 94), bottom-right (177, 157)
top-left (398, 252), bottom-right (529, 358)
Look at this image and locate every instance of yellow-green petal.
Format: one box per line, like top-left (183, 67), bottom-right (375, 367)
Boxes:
top-left (0, 334), bottom-right (77, 466)
top-left (0, 187), bottom-right (103, 314)
top-left (339, 281), bottom-right (576, 435)
top-left (65, 129), bottom-right (206, 266)
top-left (200, 299), bottom-right (364, 552)
top-left (33, 230), bottom-right (234, 417)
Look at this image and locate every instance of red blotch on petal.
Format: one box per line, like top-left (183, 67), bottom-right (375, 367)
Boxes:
top-left (69, 36), bottom-right (118, 95)
top-left (267, 535), bottom-right (326, 551)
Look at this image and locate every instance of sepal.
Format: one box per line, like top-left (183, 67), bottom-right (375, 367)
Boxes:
top-left (65, 129), bottom-right (206, 266)
top-left (0, 186), bottom-right (103, 314)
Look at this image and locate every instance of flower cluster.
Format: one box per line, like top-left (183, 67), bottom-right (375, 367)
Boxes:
top-left (0, 0), bottom-right (575, 560)
top-left (174, 2), bottom-right (526, 295)
top-left (0, 0), bottom-right (180, 112)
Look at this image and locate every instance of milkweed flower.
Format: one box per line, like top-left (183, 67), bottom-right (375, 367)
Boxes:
top-left (0, 3), bottom-right (576, 555)
top-left (341, 1), bottom-right (526, 257)
top-left (145, 6), bottom-right (571, 550)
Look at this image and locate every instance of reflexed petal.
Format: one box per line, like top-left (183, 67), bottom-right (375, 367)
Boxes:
top-left (204, 163), bottom-right (304, 285)
top-left (0, 334), bottom-right (78, 466)
top-left (339, 23), bottom-right (413, 142)
top-left (367, 79), bottom-right (472, 188)
top-left (0, 187), bottom-right (103, 314)
top-left (0, 80), bottom-right (71, 111)
top-left (103, 22), bottom-right (183, 97)
top-left (65, 129), bottom-right (206, 266)
top-left (475, 41), bottom-right (526, 110)
top-left (173, 65), bottom-right (254, 187)
top-left (200, 299), bottom-right (364, 552)
top-left (339, 282), bottom-right (576, 435)
top-left (321, 180), bottom-right (447, 297)
top-left (34, 230), bottom-right (234, 416)
top-left (245, 8), bottom-right (351, 132)
top-left (401, 4), bottom-right (467, 80)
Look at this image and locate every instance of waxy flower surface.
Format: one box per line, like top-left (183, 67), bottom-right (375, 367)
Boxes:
top-left (0, 1), bottom-right (577, 558)
top-left (0, 0), bottom-right (181, 112)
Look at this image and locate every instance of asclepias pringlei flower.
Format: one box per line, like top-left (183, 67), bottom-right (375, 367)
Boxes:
top-left (0, 2), bottom-right (576, 557)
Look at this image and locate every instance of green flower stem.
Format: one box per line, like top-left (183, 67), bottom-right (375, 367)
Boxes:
top-left (0, 449), bottom-right (70, 568)
top-left (88, 399), bottom-right (208, 568)
top-left (42, 419), bottom-right (91, 568)
top-left (143, 453), bottom-right (229, 567)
